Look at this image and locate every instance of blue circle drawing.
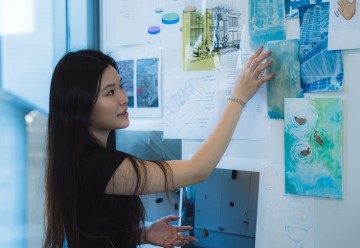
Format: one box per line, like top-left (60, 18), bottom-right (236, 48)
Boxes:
top-left (162, 13), bottom-right (180, 25)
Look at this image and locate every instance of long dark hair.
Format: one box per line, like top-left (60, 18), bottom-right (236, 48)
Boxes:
top-left (44, 50), bottom-right (172, 248)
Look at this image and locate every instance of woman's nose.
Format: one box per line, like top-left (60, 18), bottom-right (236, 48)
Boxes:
top-left (118, 90), bottom-right (128, 105)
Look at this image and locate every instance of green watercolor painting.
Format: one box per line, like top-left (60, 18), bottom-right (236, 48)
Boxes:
top-left (284, 98), bottom-right (343, 199)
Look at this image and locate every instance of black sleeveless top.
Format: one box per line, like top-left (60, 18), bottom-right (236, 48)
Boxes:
top-left (77, 141), bottom-right (141, 248)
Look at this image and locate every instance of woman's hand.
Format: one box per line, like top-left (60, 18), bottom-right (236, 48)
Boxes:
top-left (144, 215), bottom-right (197, 247)
top-left (232, 46), bottom-right (275, 104)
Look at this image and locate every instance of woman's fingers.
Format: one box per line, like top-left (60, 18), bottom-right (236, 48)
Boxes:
top-left (163, 215), bottom-right (180, 223)
top-left (245, 46), bottom-right (264, 69)
top-left (176, 225), bottom-right (193, 232)
top-left (254, 58), bottom-right (273, 78)
top-left (250, 50), bottom-right (272, 72)
top-left (259, 72), bottom-right (276, 84)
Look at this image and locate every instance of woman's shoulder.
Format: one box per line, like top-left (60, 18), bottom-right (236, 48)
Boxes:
top-left (83, 139), bottom-right (128, 158)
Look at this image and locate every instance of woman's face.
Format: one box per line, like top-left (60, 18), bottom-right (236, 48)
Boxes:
top-left (89, 65), bottom-right (129, 135)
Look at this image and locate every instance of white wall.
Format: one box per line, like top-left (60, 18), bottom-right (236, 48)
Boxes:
top-left (182, 26), bottom-right (360, 248)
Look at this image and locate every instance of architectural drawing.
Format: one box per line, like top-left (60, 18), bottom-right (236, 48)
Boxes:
top-left (183, 4), bottom-right (245, 71)
top-left (284, 98), bottom-right (343, 199)
top-left (163, 71), bottom-right (219, 139)
top-left (163, 67), bottom-right (271, 140)
top-left (266, 39), bottom-right (303, 119)
top-left (248, 0), bottom-right (286, 51)
top-left (299, 3), bottom-right (344, 92)
top-left (183, 10), bottom-right (221, 71)
top-left (285, 0), bottom-right (327, 19)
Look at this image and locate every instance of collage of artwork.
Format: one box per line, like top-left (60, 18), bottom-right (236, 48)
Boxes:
top-left (101, 1), bottom-right (359, 247)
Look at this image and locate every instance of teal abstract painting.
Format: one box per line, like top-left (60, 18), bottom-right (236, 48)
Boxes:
top-left (266, 39), bottom-right (303, 119)
top-left (284, 98), bottom-right (343, 199)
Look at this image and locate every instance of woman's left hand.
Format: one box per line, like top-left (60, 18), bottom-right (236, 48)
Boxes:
top-left (144, 215), bottom-right (197, 247)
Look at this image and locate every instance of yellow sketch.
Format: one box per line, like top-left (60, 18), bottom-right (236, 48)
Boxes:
top-left (182, 10), bottom-right (221, 71)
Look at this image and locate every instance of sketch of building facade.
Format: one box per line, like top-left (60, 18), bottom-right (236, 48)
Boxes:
top-left (188, 6), bottom-right (241, 57)
top-left (299, 3), bottom-right (343, 92)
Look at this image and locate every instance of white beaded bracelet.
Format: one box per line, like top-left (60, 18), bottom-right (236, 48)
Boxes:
top-left (226, 95), bottom-right (246, 108)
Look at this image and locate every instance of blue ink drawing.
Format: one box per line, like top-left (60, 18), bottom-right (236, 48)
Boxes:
top-left (248, 0), bottom-right (286, 51)
top-left (299, 3), bottom-right (344, 92)
top-left (285, 0), bottom-right (326, 19)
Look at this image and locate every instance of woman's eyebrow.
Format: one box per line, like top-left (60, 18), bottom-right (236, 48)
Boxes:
top-left (101, 83), bottom-right (116, 91)
top-left (102, 79), bottom-right (122, 91)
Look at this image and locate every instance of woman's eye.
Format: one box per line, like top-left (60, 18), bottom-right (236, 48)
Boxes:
top-left (107, 90), bottom-right (115, 96)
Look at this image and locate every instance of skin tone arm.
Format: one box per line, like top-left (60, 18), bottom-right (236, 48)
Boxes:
top-left (106, 46), bottom-right (275, 195)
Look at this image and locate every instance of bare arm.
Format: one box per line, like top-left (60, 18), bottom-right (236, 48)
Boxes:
top-left (106, 47), bottom-right (275, 195)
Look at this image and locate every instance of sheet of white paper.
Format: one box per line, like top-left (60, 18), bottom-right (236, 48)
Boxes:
top-left (163, 69), bottom-right (220, 139)
top-left (102, 0), bottom-right (145, 51)
top-left (163, 67), bottom-right (271, 140)
top-left (218, 80), bottom-right (271, 140)
top-left (142, 0), bottom-right (201, 50)
top-left (328, 0), bottom-right (360, 50)
top-left (255, 163), bottom-right (315, 248)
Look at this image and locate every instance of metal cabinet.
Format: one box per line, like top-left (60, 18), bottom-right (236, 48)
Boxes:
top-left (194, 169), bottom-right (259, 237)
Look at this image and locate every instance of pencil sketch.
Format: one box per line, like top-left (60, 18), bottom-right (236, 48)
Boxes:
top-left (165, 81), bottom-right (203, 131)
top-left (299, 3), bottom-right (344, 92)
top-left (283, 199), bottom-right (313, 248)
top-left (256, 164), bottom-right (315, 248)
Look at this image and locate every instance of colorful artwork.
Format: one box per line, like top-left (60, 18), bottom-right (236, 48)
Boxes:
top-left (284, 98), bottom-right (343, 199)
top-left (182, 10), bottom-right (221, 71)
top-left (248, 0), bottom-right (286, 51)
top-left (136, 58), bottom-right (159, 108)
top-left (117, 60), bottom-right (135, 107)
top-left (182, 1), bottom-right (245, 71)
top-left (116, 50), bottom-right (162, 118)
top-left (266, 39), bottom-right (303, 119)
top-left (299, 3), bottom-right (344, 92)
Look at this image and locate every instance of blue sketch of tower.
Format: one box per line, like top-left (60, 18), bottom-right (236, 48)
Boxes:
top-left (299, 3), bottom-right (343, 92)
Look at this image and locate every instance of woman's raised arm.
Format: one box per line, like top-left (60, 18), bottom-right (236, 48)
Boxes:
top-left (106, 46), bottom-right (275, 195)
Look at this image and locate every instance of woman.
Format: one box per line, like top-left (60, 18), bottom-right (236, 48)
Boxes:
top-left (44, 47), bottom-right (274, 248)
